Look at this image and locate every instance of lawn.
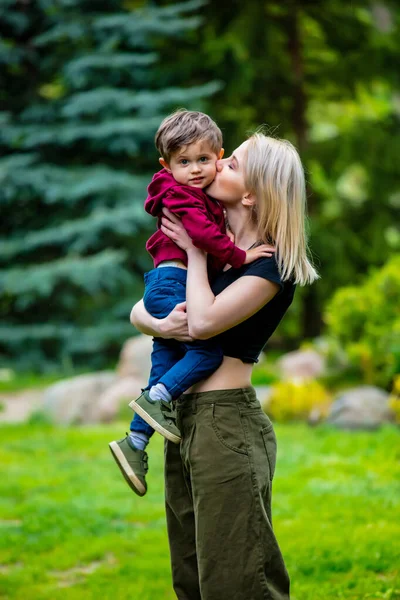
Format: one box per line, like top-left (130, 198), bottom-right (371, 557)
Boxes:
top-left (0, 421), bottom-right (399, 600)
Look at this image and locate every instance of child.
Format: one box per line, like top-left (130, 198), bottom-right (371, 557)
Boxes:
top-left (109, 110), bottom-right (269, 496)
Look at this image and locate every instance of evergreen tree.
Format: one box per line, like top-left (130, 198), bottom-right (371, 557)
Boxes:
top-left (0, 0), bottom-right (220, 371)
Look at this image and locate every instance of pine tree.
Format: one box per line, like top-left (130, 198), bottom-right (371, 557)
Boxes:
top-left (0, 0), bottom-right (220, 371)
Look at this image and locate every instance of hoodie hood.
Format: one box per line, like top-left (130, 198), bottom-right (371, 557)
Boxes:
top-left (145, 169), bottom-right (179, 217)
top-left (145, 168), bottom-right (209, 217)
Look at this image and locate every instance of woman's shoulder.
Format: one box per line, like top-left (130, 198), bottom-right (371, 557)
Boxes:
top-left (240, 255), bottom-right (284, 288)
top-left (212, 254), bottom-right (295, 297)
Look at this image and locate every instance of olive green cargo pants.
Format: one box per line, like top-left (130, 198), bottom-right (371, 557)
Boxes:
top-left (164, 388), bottom-right (290, 600)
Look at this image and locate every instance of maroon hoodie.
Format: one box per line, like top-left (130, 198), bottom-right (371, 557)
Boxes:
top-left (145, 169), bottom-right (246, 272)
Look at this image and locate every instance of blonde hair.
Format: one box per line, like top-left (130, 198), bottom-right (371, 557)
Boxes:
top-left (244, 132), bottom-right (319, 286)
top-left (155, 109), bottom-right (223, 162)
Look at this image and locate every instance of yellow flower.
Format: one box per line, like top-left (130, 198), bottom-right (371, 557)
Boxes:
top-left (267, 379), bottom-right (331, 422)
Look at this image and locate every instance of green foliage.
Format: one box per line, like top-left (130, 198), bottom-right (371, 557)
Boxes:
top-left (0, 0), bottom-right (219, 371)
top-left (325, 254), bottom-right (400, 388)
top-left (0, 423), bottom-right (399, 598)
top-left (2, 0), bottom-right (400, 375)
top-left (174, 0), bottom-right (400, 340)
top-left (251, 355), bottom-right (281, 385)
top-left (389, 375), bottom-right (400, 424)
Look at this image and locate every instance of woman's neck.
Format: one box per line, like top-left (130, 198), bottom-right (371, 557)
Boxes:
top-left (225, 207), bottom-right (259, 250)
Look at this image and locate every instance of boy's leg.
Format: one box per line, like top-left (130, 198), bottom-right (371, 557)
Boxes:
top-left (129, 337), bottom-right (184, 444)
top-left (109, 338), bottom-right (183, 495)
top-left (128, 267), bottom-right (190, 441)
top-left (128, 265), bottom-right (187, 443)
top-left (131, 340), bottom-right (223, 441)
top-left (110, 333), bottom-right (183, 496)
top-left (128, 337), bottom-right (184, 440)
top-left (158, 340), bottom-right (223, 399)
top-left (110, 267), bottom-right (187, 493)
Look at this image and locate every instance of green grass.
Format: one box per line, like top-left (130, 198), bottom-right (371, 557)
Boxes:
top-left (0, 423), bottom-right (399, 600)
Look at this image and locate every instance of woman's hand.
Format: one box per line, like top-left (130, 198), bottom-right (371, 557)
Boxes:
top-left (161, 208), bottom-right (197, 252)
top-left (160, 301), bottom-right (193, 342)
top-left (130, 299), bottom-right (193, 342)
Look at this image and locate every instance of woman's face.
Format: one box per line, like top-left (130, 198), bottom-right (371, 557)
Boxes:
top-left (206, 140), bottom-right (249, 204)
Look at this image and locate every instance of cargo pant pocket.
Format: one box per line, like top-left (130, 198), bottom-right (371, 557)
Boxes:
top-left (261, 425), bottom-right (277, 480)
top-left (211, 403), bottom-right (248, 455)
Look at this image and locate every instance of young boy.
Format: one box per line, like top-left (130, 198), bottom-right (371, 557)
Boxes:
top-left (109, 110), bottom-right (267, 496)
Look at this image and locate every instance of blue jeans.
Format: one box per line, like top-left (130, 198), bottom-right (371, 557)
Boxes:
top-left (130, 267), bottom-right (223, 436)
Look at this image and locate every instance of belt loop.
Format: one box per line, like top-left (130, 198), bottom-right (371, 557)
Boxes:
top-left (192, 395), bottom-right (197, 414)
top-left (242, 387), bottom-right (251, 406)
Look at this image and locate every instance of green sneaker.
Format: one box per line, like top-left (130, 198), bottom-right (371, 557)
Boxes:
top-left (129, 390), bottom-right (181, 444)
top-left (109, 434), bottom-right (148, 496)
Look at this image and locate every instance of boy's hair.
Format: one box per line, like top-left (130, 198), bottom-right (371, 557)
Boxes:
top-left (155, 109), bottom-right (223, 162)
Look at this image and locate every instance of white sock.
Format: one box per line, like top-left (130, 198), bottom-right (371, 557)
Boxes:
top-left (149, 383), bottom-right (172, 403)
top-left (129, 431), bottom-right (149, 451)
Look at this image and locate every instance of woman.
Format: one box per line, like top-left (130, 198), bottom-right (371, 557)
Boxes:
top-left (130, 132), bottom-right (318, 599)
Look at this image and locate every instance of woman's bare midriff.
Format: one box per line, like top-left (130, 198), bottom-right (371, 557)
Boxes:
top-left (184, 356), bottom-right (253, 394)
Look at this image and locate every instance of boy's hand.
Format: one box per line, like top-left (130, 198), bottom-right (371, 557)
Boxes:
top-left (244, 244), bottom-right (275, 264)
top-left (226, 228), bottom-right (235, 243)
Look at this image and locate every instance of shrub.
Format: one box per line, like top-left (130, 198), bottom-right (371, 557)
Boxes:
top-left (266, 379), bottom-right (331, 422)
top-left (251, 360), bottom-right (280, 386)
top-left (389, 375), bottom-right (400, 424)
top-left (324, 254), bottom-right (400, 388)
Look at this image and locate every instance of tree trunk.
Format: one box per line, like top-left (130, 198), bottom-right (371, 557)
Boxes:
top-left (286, 4), bottom-right (322, 338)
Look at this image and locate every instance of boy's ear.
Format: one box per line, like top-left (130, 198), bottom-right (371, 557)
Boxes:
top-left (159, 158), bottom-right (171, 172)
top-left (218, 148), bottom-right (224, 159)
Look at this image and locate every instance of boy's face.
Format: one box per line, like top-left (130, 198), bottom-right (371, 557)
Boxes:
top-left (160, 140), bottom-right (224, 189)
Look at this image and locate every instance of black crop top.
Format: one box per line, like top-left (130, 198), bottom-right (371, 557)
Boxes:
top-left (211, 256), bottom-right (296, 363)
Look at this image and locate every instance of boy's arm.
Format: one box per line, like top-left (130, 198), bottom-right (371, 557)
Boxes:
top-left (163, 188), bottom-right (246, 268)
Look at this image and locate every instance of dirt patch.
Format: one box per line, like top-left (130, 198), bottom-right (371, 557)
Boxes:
top-left (49, 554), bottom-right (117, 588)
top-left (0, 562), bottom-right (23, 575)
top-left (0, 519), bottom-right (22, 527)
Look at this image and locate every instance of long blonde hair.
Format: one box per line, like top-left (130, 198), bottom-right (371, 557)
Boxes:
top-left (244, 133), bottom-right (319, 285)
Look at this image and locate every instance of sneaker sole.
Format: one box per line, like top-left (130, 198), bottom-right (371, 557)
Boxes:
top-left (109, 441), bottom-right (146, 496)
top-left (129, 400), bottom-right (181, 444)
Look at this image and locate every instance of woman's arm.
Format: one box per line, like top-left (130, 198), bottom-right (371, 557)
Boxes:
top-left (161, 210), bottom-right (279, 340)
top-left (184, 248), bottom-right (279, 339)
top-left (130, 299), bottom-right (192, 342)
top-left (130, 299), bottom-right (162, 336)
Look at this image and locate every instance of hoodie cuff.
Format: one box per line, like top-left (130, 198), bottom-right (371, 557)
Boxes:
top-left (229, 246), bottom-right (246, 269)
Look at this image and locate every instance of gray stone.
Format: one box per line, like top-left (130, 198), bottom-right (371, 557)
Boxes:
top-left (0, 390), bottom-right (43, 423)
top-left (326, 385), bottom-right (393, 430)
top-left (308, 405), bottom-right (327, 426)
top-left (116, 335), bottom-right (152, 380)
top-left (97, 376), bottom-right (143, 422)
top-left (254, 386), bottom-right (272, 411)
top-left (278, 349), bottom-right (326, 381)
top-left (43, 371), bottom-right (118, 425)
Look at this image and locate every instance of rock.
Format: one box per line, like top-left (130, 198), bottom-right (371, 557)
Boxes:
top-left (326, 386), bottom-right (392, 430)
top-left (0, 390), bottom-right (44, 423)
top-left (116, 335), bottom-right (153, 380)
top-left (254, 386), bottom-right (272, 411)
top-left (278, 349), bottom-right (326, 381)
top-left (97, 376), bottom-right (144, 422)
top-left (43, 371), bottom-right (118, 425)
top-left (308, 403), bottom-right (331, 426)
